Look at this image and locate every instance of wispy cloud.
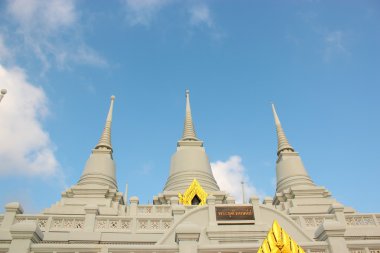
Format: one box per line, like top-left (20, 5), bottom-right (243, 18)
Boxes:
top-left (122, 0), bottom-right (172, 26)
top-left (187, 3), bottom-right (224, 41)
top-left (7, 0), bottom-right (76, 33)
top-left (0, 64), bottom-right (60, 177)
top-left (323, 30), bottom-right (349, 62)
top-left (4, 0), bottom-right (107, 72)
top-left (0, 35), bottom-right (12, 62)
top-left (139, 162), bottom-right (153, 175)
top-left (211, 156), bottom-right (264, 203)
top-left (188, 4), bottom-right (213, 28)
top-left (121, 1), bottom-right (224, 41)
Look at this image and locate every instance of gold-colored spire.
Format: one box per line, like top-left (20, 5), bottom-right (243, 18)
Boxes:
top-left (257, 220), bottom-right (305, 253)
top-left (181, 89), bottom-right (199, 141)
top-left (95, 96), bottom-right (115, 151)
top-left (272, 104), bottom-right (294, 156)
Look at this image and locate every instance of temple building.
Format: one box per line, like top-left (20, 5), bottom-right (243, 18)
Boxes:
top-left (0, 90), bottom-right (379, 253)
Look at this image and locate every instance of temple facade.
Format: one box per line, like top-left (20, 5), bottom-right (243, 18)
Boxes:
top-left (0, 91), bottom-right (379, 253)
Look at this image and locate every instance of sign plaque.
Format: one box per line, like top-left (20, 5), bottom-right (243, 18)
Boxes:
top-left (215, 206), bottom-right (254, 221)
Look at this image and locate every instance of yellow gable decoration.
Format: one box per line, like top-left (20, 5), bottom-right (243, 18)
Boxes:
top-left (257, 220), bottom-right (305, 253)
top-left (178, 178), bottom-right (208, 205)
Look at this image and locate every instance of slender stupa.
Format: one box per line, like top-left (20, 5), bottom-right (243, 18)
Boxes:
top-left (78, 96), bottom-right (117, 189)
top-left (271, 104), bottom-right (339, 214)
top-left (44, 96), bottom-right (124, 215)
top-left (271, 104), bottom-right (314, 193)
top-left (156, 90), bottom-right (226, 204)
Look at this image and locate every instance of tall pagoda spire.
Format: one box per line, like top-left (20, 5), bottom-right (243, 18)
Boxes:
top-left (160, 89), bottom-right (223, 204)
top-left (44, 96), bottom-right (123, 214)
top-left (272, 104), bottom-right (294, 156)
top-left (271, 104), bottom-right (334, 212)
top-left (77, 95), bottom-right (118, 189)
top-left (95, 96), bottom-right (115, 151)
top-left (271, 103), bottom-right (316, 197)
top-left (181, 89), bottom-right (199, 141)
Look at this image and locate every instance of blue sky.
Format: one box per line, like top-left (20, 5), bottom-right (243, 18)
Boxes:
top-left (0, 0), bottom-right (379, 213)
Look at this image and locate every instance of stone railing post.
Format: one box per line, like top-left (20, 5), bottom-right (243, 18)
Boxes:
top-left (84, 204), bottom-right (99, 232)
top-left (249, 195), bottom-right (259, 205)
top-left (315, 220), bottom-right (348, 253)
top-left (1, 202), bottom-right (23, 229)
top-left (0, 202), bottom-right (24, 242)
top-left (172, 197), bottom-right (185, 223)
top-left (226, 196), bottom-right (235, 204)
top-left (175, 222), bottom-right (201, 253)
top-left (8, 221), bottom-right (43, 253)
top-left (263, 196), bottom-right (273, 205)
top-left (129, 196), bottom-right (139, 216)
top-left (329, 203), bottom-right (346, 225)
top-left (171, 196), bottom-right (179, 206)
top-left (207, 195), bottom-right (217, 227)
top-left (129, 196), bottom-right (139, 231)
top-left (249, 195), bottom-right (261, 222)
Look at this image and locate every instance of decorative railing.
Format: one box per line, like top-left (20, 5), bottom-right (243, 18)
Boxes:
top-left (303, 215), bottom-right (335, 228)
top-left (14, 215), bottom-right (49, 231)
top-left (349, 249), bottom-right (380, 253)
top-left (95, 217), bottom-right (173, 232)
top-left (184, 205), bottom-right (198, 211)
top-left (349, 250), bottom-right (365, 253)
top-left (50, 217), bottom-right (84, 231)
top-left (309, 250), bottom-right (327, 253)
top-left (136, 218), bottom-right (172, 231)
top-left (95, 217), bottom-right (132, 232)
top-left (14, 215), bottom-right (86, 232)
top-left (137, 205), bottom-right (172, 215)
top-left (304, 217), bottom-right (326, 228)
top-left (345, 215), bottom-right (377, 226)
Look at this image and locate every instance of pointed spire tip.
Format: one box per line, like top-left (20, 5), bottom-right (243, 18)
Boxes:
top-left (180, 88), bottom-right (199, 142)
top-left (271, 104), bottom-right (294, 155)
top-left (95, 96), bottom-right (114, 151)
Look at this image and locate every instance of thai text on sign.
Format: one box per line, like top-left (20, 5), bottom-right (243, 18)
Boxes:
top-left (215, 206), bottom-right (254, 221)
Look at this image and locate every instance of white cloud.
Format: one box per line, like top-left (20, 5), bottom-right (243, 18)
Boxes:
top-left (7, 0), bottom-right (76, 33)
top-left (323, 30), bottom-right (349, 62)
top-left (5, 0), bottom-right (106, 71)
top-left (189, 4), bottom-right (213, 28)
top-left (0, 64), bottom-right (59, 176)
top-left (123, 0), bottom-right (172, 26)
top-left (211, 156), bottom-right (262, 203)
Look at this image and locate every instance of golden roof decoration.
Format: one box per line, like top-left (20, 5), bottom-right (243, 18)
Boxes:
top-left (257, 220), bottom-right (305, 253)
top-left (178, 178), bottom-right (208, 205)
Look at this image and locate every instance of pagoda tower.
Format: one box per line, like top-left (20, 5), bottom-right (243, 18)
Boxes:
top-left (44, 96), bottom-right (124, 215)
top-left (154, 90), bottom-right (227, 204)
top-left (270, 104), bottom-right (350, 214)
